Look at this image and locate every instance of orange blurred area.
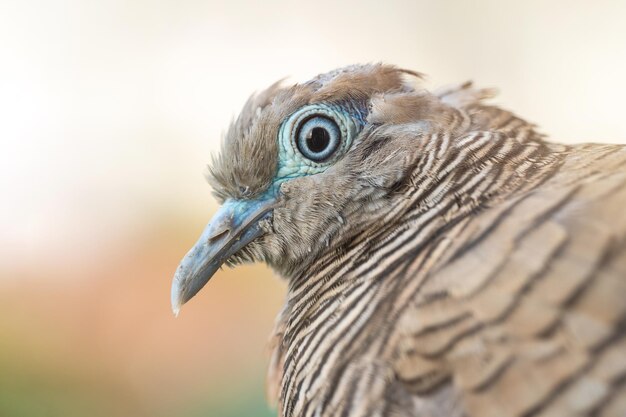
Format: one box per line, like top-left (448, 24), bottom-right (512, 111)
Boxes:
top-left (0, 212), bottom-right (285, 416)
top-left (1, 0), bottom-right (625, 416)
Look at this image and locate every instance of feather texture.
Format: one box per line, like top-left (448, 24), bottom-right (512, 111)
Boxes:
top-left (193, 64), bottom-right (626, 416)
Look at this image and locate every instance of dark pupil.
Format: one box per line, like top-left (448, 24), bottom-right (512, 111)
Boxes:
top-left (306, 127), bottom-right (330, 153)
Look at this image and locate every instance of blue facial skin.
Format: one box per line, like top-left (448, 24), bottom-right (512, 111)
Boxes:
top-left (171, 102), bottom-right (367, 313)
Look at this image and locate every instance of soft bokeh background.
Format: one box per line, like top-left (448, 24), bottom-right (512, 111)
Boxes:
top-left (1, 0), bottom-right (625, 416)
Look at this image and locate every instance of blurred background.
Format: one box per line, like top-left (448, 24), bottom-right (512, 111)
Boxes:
top-left (1, 0), bottom-right (625, 416)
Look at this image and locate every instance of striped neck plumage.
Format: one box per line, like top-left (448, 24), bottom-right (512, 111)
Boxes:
top-left (284, 133), bottom-right (566, 293)
top-left (271, 132), bottom-right (567, 417)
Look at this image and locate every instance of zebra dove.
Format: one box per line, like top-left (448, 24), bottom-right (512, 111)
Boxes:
top-left (171, 64), bottom-right (626, 417)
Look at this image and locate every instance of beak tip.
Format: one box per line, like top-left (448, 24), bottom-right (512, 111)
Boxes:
top-left (171, 291), bottom-right (184, 317)
top-left (170, 275), bottom-right (184, 317)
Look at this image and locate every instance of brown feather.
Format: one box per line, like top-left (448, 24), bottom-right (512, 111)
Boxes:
top-left (197, 64), bottom-right (626, 417)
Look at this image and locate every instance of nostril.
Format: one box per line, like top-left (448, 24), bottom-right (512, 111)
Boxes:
top-left (208, 228), bottom-right (230, 242)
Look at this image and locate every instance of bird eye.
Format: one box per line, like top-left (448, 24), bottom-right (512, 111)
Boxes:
top-left (296, 116), bottom-right (341, 162)
top-left (277, 104), bottom-right (358, 178)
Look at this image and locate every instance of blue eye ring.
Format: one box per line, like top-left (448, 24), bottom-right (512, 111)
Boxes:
top-left (295, 115), bottom-right (341, 162)
top-left (276, 103), bottom-right (359, 180)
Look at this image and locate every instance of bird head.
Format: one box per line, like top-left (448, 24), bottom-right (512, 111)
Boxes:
top-left (171, 63), bottom-right (489, 315)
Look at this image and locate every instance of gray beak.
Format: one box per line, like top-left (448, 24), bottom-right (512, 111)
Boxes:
top-left (171, 198), bottom-right (275, 316)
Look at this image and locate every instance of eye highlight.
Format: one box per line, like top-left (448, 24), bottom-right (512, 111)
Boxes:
top-left (296, 116), bottom-right (341, 162)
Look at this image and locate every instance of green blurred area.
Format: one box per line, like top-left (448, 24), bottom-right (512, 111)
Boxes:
top-left (183, 388), bottom-right (276, 417)
top-left (0, 359), bottom-right (276, 417)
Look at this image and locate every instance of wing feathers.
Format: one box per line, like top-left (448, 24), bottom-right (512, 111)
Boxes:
top-left (394, 145), bottom-right (626, 417)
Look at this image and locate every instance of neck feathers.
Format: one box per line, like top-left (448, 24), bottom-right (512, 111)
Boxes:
top-left (267, 94), bottom-right (568, 415)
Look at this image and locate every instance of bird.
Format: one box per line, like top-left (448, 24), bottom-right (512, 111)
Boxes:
top-left (171, 64), bottom-right (626, 417)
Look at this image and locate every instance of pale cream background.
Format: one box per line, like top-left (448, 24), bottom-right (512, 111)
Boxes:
top-left (2, 0), bottom-right (625, 269)
top-left (0, 1), bottom-right (625, 416)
